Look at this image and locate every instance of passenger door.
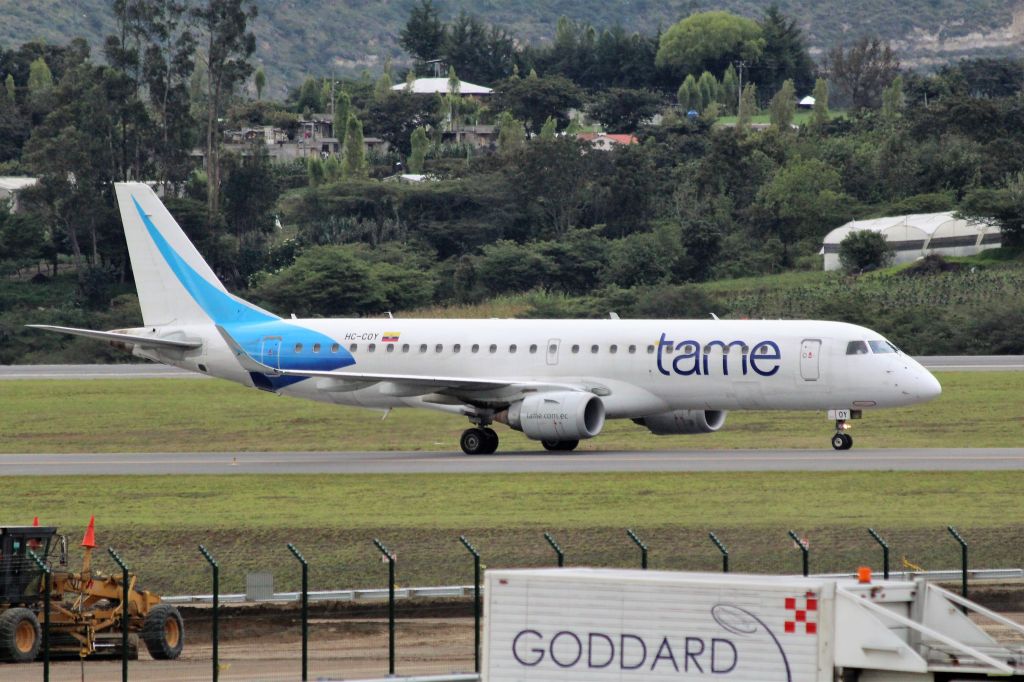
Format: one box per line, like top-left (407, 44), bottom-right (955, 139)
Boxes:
top-left (800, 339), bottom-right (821, 381)
top-left (260, 336), bottom-right (282, 370)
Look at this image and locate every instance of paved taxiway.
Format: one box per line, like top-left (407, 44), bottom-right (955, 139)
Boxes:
top-left (3, 448), bottom-right (1024, 475)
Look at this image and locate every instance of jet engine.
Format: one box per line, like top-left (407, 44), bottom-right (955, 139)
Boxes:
top-left (495, 392), bottom-right (605, 441)
top-left (633, 409), bottom-right (727, 435)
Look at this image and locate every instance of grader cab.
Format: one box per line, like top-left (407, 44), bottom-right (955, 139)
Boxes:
top-left (0, 519), bottom-right (183, 663)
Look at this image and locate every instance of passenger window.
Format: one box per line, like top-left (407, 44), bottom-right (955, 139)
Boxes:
top-left (530, 344), bottom-right (538, 353)
top-left (368, 343), bottom-right (376, 352)
top-left (401, 344), bottom-right (409, 353)
top-left (509, 344), bottom-right (517, 353)
top-left (489, 344), bottom-right (497, 353)
top-left (846, 340), bottom-right (869, 355)
top-left (572, 344), bottom-right (580, 353)
top-left (628, 345), bottom-right (636, 354)
top-left (435, 344), bottom-right (443, 353)
top-left (453, 344), bottom-right (461, 353)
top-left (331, 343), bottom-right (340, 353)
top-left (647, 345), bottom-right (655, 354)
top-left (419, 344), bottom-right (427, 353)
top-left (294, 343), bottom-right (303, 353)
top-left (313, 343), bottom-right (321, 353)
top-left (549, 344), bottom-right (558, 354)
top-left (386, 344), bottom-right (394, 353)
top-left (590, 344), bottom-right (599, 354)
top-left (349, 343), bottom-right (358, 352)
top-left (471, 344), bottom-right (480, 353)
top-left (609, 344), bottom-right (618, 354)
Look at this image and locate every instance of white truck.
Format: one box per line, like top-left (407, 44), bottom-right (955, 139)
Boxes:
top-left (483, 568), bottom-right (1024, 682)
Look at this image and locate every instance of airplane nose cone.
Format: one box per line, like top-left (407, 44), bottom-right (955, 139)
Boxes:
top-left (921, 371), bottom-right (942, 400)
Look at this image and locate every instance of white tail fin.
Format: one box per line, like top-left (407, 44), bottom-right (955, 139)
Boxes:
top-left (114, 183), bottom-right (278, 327)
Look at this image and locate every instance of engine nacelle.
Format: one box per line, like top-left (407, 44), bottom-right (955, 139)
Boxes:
top-left (495, 392), bottom-right (605, 441)
top-left (633, 409), bottom-right (727, 435)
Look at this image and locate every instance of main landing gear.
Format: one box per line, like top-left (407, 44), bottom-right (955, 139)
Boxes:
top-left (461, 427), bottom-right (499, 455)
top-left (831, 420), bottom-right (853, 450)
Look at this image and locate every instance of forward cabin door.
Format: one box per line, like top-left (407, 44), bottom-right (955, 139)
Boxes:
top-left (546, 338), bottom-right (560, 366)
top-left (800, 339), bottom-right (821, 381)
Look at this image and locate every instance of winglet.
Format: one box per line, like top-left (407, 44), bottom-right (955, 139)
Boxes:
top-left (215, 325), bottom-right (279, 375)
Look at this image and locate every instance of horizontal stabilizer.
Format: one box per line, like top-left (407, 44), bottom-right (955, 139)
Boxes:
top-left (26, 324), bottom-right (201, 350)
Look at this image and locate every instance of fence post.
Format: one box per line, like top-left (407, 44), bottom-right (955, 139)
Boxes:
top-left (459, 535), bottom-right (482, 673)
top-left (626, 529), bottom-right (648, 570)
top-left (107, 548), bottom-right (131, 682)
top-left (708, 532), bottom-right (729, 573)
top-left (788, 530), bottom-right (809, 577)
top-left (867, 528), bottom-right (890, 579)
top-left (287, 543), bottom-right (309, 682)
top-left (543, 532), bottom-right (564, 567)
top-left (373, 539), bottom-right (396, 676)
top-left (27, 549), bottom-right (50, 682)
top-left (947, 526), bottom-right (969, 601)
top-left (198, 545), bottom-right (220, 682)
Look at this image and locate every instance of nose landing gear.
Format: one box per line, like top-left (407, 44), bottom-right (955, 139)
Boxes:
top-left (831, 419), bottom-right (853, 450)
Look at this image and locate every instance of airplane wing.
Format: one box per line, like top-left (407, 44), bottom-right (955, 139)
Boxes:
top-left (27, 324), bottom-right (202, 350)
top-left (215, 324), bottom-right (602, 396)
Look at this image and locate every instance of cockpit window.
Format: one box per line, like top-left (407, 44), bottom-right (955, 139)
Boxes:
top-left (869, 340), bottom-right (897, 354)
top-left (846, 340), bottom-right (869, 355)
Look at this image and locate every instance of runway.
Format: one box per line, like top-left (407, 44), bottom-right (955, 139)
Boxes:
top-left (3, 448), bottom-right (1024, 475)
top-left (1, 356), bottom-right (1022, 380)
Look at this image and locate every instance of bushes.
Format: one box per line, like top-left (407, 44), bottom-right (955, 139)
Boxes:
top-left (838, 230), bottom-right (894, 273)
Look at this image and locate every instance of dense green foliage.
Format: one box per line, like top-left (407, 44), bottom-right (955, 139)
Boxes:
top-left (3, 2), bottom-right (1024, 363)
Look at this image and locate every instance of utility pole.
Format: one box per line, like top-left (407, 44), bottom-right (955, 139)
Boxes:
top-left (735, 60), bottom-right (747, 113)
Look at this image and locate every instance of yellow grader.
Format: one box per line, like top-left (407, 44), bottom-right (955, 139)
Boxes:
top-left (0, 518), bottom-right (183, 663)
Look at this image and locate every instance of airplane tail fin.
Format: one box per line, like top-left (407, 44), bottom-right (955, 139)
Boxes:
top-left (114, 183), bottom-right (278, 327)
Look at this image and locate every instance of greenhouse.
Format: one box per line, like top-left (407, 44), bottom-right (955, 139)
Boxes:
top-left (821, 212), bottom-right (1002, 271)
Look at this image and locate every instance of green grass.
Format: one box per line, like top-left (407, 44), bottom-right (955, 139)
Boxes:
top-left (6, 471), bottom-right (1024, 594)
top-left (1, 372), bottom-right (1021, 453)
top-left (714, 110), bottom-right (843, 126)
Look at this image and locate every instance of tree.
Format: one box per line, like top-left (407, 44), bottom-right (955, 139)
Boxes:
top-left (408, 125), bottom-right (428, 173)
top-left (333, 90), bottom-right (350, 145)
top-left (881, 75), bottom-right (905, 122)
top-left (959, 171), bottom-right (1024, 247)
top-left (443, 12), bottom-right (515, 84)
top-left (755, 158), bottom-right (853, 247)
top-left (399, 0), bottom-right (445, 66)
top-left (363, 90), bottom-right (440, 156)
top-left (677, 74), bottom-right (698, 111)
top-left (838, 230), bottom-right (893, 273)
top-left (697, 71), bottom-right (719, 111)
top-left (506, 138), bottom-right (593, 237)
top-left (721, 63), bottom-right (739, 113)
top-left (539, 116), bottom-right (557, 139)
top-left (254, 67), bottom-right (265, 99)
top-left (342, 113), bottom-right (366, 177)
top-left (491, 74), bottom-right (583, 132)
top-left (296, 77), bottom-right (322, 112)
top-left (496, 110), bottom-right (526, 156)
top-left (768, 79), bottom-right (795, 129)
top-left (4, 74), bottom-right (14, 103)
top-left (588, 87), bottom-right (662, 133)
top-left (757, 5), bottom-right (815, 98)
top-left (826, 36), bottom-right (899, 109)
top-left (737, 83), bottom-right (757, 128)
top-left (811, 78), bottom-right (829, 127)
top-left (656, 12), bottom-right (764, 80)
top-left (191, 0), bottom-right (257, 220)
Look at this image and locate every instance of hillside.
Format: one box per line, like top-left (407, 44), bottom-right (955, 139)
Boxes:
top-left (1, 0), bottom-right (1021, 96)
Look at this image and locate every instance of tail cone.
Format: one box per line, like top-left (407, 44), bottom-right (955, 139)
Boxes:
top-left (81, 515), bottom-right (96, 549)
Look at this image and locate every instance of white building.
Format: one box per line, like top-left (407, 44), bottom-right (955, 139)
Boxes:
top-left (391, 77), bottom-right (492, 96)
top-left (821, 212), bottom-right (1002, 270)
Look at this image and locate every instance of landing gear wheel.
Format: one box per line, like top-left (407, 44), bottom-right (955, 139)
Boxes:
top-left (0, 607), bottom-right (41, 662)
top-left (831, 433), bottom-right (853, 450)
top-left (141, 604), bottom-right (184, 660)
top-left (542, 439), bottom-right (580, 452)
top-left (461, 428), bottom-right (492, 455)
top-left (481, 427), bottom-right (499, 454)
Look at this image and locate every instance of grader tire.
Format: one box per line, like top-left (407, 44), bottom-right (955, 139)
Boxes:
top-left (0, 608), bottom-right (41, 663)
top-left (141, 604), bottom-right (183, 660)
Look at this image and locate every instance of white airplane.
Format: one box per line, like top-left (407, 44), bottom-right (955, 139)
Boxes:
top-left (30, 183), bottom-right (942, 455)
